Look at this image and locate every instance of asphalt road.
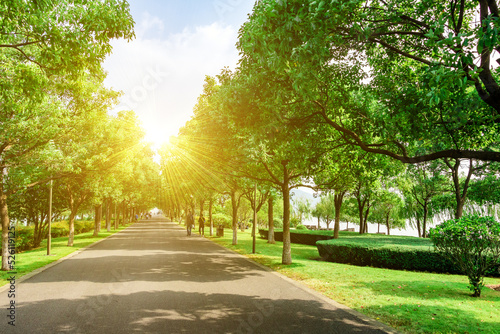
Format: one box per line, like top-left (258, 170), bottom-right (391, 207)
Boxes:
top-left (0, 217), bottom-right (398, 334)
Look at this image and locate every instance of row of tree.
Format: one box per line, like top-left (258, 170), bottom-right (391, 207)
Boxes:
top-left (159, 0), bottom-right (500, 265)
top-left (0, 1), bottom-right (161, 271)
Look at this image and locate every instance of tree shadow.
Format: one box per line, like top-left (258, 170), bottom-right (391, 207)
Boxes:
top-left (350, 278), bottom-right (500, 332)
top-left (22, 250), bottom-right (264, 284)
top-left (360, 302), bottom-right (498, 334)
top-left (4, 290), bottom-right (392, 334)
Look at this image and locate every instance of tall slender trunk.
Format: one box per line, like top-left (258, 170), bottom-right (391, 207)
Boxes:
top-left (209, 198), bottom-right (213, 236)
top-left (115, 203), bottom-right (119, 230)
top-left (268, 196), bottom-right (275, 244)
top-left (231, 190), bottom-right (238, 245)
top-left (363, 206), bottom-right (370, 233)
top-left (333, 191), bottom-right (345, 239)
top-left (446, 158), bottom-right (474, 219)
top-left (385, 214), bottom-right (391, 235)
top-left (281, 161), bottom-right (292, 265)
top-left (422, 203), bottom-right (428, 238)
top-left (106, 199), bottom-right (111, 232)
top-left (415, 216), bottom-right (422, 238)
top-left (1, 188), bottom-right (11, 271)
top-left (357, 197), bottom-right (366, 234)
top-left (282, 182), bottom-right (291, 265)
top-left (67, 210), bottom-right (77, 246)
top-left (93, 204), bottom-right (101, 236)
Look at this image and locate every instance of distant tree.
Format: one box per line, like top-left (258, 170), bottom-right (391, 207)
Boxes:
top-left (370, 190), bottom-right (405, 235)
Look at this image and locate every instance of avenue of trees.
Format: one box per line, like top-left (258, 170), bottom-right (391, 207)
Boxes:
top-left (159, 0), bottom-right (500, 265)
top-left (0, 1), bottom-right (160, 271)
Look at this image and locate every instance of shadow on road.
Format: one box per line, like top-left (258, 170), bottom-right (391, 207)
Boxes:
top-left (14, 290), bottom-right (388, 334)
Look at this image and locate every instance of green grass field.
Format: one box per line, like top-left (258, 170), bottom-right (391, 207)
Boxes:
top-left (209, 228), bottom-right (500, 334)
top-left (0, 223), bottom-right (132, 287)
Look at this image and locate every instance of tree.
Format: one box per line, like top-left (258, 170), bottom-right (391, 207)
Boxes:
top-left (370, 190), bottom-right (405, 235)
top-left (429, 215), bottom-right (500, 297)
top-left (292, 197), bottom-right (311, 226)
top-left (314, 194), bottom-right (336, 230)
top-left (0, 0), bottom-right (134, 270)
top-left (238, 0), bottom-right (500, 163)
top-left (400, 162), bottom-right (447, 237)
top-left (8, 182), bottom-right (66, 248)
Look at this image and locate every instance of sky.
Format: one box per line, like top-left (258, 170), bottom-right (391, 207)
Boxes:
top-left (102, 0), bottom-right (256, 148)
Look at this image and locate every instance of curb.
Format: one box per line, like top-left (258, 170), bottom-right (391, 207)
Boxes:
top-left (0, 223), bottom-right (135, 294)
top-left (202, 233), bottom-right (401, 334)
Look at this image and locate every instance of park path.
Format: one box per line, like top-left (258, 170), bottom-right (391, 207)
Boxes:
top-left (0, 216), bottom-right (398, 334)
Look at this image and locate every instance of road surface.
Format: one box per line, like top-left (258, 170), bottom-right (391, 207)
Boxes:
top-left (0, 217), bottom-right (398, 333)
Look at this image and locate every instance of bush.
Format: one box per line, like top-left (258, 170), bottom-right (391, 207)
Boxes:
top-left (290, 217), bottom-right (300, 227)
top-left (74, 221), bottom-right (94, 234)
top-left (316, 236), bottom-right (500, 279)
top-left (429, 215), bottom-right (500, 297)
top-left (260, 229), bottom-right (334, 246)
top-left (211, 213), bottom-right (232, 229)
top-left (15, 226), bottom-right (35, 252)
top-left (272, 218), bottom-right (283, 228)
top-left (296, 224), bottom-right (307, 230)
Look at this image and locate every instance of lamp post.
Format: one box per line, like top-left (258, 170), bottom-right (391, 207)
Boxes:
top-left (47, 179), bottom-right (53, 255)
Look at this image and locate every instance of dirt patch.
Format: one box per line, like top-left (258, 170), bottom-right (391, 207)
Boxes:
top-left (486, 284), bottom-right (500, 292)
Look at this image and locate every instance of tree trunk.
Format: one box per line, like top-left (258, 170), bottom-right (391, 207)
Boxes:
top-left (93, 204), bottom-right (101, 237)
top-left (115, 203), bottom-right (119, 230)
top-left (282, 182), bottom-right (292, 265)
top-left (268, 196), bottom-right (275, 244)
top-left (385, 214), bottom-right (391, 235)
top-left (333, 191), bottom-right (345, 239)
top-left (67, 210), bottom-right (77, 246)
top-left (209, 198), bottom-right (213, 236)
top-left (97, 204), bottom-right (102, 232)
top-left (447, 158), bottom-right (474, 219)
top-left (416, 216), bottom-right (422, 238)
top-left (357, 197), bottom-right (366, 234)
top-left (231, 190), bottom-right (238, 245)
top-left (363, 206), bottom-right (370, 233)
top-left (317, 216), bottom-right (320, 230)
top-left (422, 203), bottom-right (428, 238)
top-left (281, 161), bottom-right (292, 265)
top-left (106, 200), bottom-right (111, 232)
top-left (1, 191), bottom-right (11, 271)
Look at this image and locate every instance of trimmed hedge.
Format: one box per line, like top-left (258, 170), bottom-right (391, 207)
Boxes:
top-left (259, 229), bottom-right (334, 246)
top-left (316, 240), bottom-right (500, 277)
top-left (1, 220), bottom-right (99, 253)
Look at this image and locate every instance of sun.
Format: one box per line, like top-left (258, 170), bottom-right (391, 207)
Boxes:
top-left (142, 117), bottom-right (179, 150)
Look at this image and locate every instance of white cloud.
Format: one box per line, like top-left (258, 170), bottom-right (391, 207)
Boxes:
top-left (103, 13), bottom-right (241, 148)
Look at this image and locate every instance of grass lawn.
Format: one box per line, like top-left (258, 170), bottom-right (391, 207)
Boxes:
top-left (208, 228), bottom-right (500, 334)
top-left (0, 223), bottom-right (133, 287)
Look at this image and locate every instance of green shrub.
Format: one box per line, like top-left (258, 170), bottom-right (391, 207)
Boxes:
top-left (272, 218), bottom-right (283, 228)
top-left (15, 226), bottom-right (35, 252)
top-left (0, 220), bottom-right (97, 254)
top-left (290, 217), bottom-right (300, 227)
top-left (296, 224), bottom-right (307, 230)
top-left (211, 213), bottom-right (232, 229)
top-left (316, 237), bottom-right (500, 278)
top-left (74, 221), bottom-right (94, 234)
top-left (260, 229), bottom-right (334, 246)
top-left (429, 215), bottom-right (500, 297)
